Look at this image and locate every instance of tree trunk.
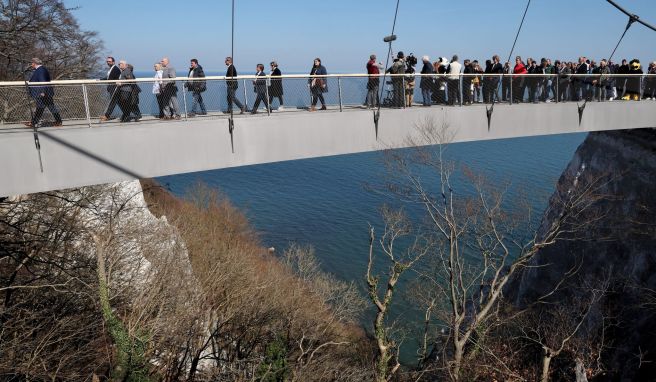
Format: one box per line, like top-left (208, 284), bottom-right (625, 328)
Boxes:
top-left (541, 353), bottom-right (552, 382)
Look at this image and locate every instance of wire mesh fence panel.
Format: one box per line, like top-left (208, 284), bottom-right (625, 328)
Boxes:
top-left (340, 77), bottom-right (369, 107)
top-left (0, 86), bottom-right (32, 124)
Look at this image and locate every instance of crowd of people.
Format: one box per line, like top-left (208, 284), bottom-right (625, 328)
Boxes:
top-left (22, 52), bottom-right (656, 127)
top-left (367, 52), bottom-right (656, 108)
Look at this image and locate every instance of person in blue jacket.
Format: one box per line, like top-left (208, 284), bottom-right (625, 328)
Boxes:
top-left (24, 58), bottom-right (62, 127)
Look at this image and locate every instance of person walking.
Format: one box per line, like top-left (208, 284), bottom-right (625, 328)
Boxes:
top-left (152, 63), bottom-right (164, 118)
top-left (99, 56), bottom-right (121, 121)
top-left (186, 58), bottom-right (207, 117)
top-left (366, 54), bottom-right (381, 108)
top-left (308, 58), bottom-right (327, 111)
top-left (419, 55), bottom-right (434, 106)
top-left (251, 64), bottom-right (271, 114)
top-left (161, 57), bottom-right (180, 119)
top-left (268, 61), bottom-right (284, 110)
top-left (117, 60), bottom-right (141, 122)
top-left (225, 56), bottom-right (245, 114)
top-left (24, 57), bottom-right (62, 127)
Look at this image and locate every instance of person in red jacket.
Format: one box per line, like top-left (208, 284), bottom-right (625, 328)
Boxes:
top-left (366, 54), bottom-right (382, 108)
top-left (513, 56), bottom-right (527, 102)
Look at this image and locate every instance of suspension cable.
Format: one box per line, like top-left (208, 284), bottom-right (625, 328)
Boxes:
top-left (228, 0), bottom-right (236, 153)
top-left (373, 0), bottom-right (401, 137)
top-left (577, 0), bottom-right (656, 124)
top-left (487, 0), bottom-right (531, 129)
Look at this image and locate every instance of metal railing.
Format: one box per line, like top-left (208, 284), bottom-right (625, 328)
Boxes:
top-left (1, 73), bottom-right (654, 129)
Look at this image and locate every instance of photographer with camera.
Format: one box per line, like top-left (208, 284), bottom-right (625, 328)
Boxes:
top-left (405, 53), bottom-right (417, 107)
top-left (388, 51), bottom-right (406, 107)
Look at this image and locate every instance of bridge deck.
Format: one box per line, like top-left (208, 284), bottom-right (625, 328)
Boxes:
top-left (1, 101), bottom-right (654, 197)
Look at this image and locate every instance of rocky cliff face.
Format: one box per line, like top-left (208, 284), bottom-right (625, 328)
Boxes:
top-left (514, 128), bottom-right (656, 380)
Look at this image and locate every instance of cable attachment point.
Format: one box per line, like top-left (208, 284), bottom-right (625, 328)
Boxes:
top-left (228, 116), bottom-right (235, 153)
top-left (485, 104), bottom-right (494, 131)
top-left (577, 101), bottom-right (587, 126)
top-left (626, 14), bottom-right (639, 30)
top-left (373, 110), bottom-right (380, 140)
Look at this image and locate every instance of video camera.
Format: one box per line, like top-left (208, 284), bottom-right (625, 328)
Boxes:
top-left (406, 53), bottom-right (417, 68)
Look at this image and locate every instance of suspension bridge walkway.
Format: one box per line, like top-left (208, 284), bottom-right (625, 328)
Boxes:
top-left (0, 73), bottom-right (654, 197)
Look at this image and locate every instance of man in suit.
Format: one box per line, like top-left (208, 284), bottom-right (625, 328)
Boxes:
top-left (225, 57), bottom-right (245, 114)
top-left (250, 63), bottom-right (270, 114)
top-left (161, 57), bottom-right (181, 119)
top-left (24, 57), bottom-right (62, 127)
top-left (99, 56), bottom-right (121, 121)
top-left (185, 58), bottom-right (207, 117)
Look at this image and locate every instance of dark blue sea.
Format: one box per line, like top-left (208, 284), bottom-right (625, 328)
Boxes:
top-left (158, 132), bottom-right (584, 284)
top-left (157, 132), bottom-right (585, 364)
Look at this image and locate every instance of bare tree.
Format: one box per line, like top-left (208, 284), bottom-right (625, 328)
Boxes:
top-left (369, 118), bottom-right (607, 381)
top-left (366, 206), bottom-right (429, 382)
top-left (0, 0), bottom-right (103, 80)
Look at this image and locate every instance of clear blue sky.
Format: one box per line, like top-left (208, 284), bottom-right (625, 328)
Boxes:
top-left (71, 0), bottom-right (655, 74)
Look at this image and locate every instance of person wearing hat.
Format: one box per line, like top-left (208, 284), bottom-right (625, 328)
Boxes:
top-left (623, 59), bottom-right (643, 101)
top-left (24, 58), bottom-right (62, 128)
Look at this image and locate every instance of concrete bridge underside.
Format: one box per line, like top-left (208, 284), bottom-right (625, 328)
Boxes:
top-left (1, 102), bottom-right (655, 197)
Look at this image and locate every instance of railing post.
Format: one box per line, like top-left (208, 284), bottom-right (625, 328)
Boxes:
top-left (509, 76), bottom-right (513, 105)
top-left (555, 74), bottom-right (559, 103)
top-left (402, 75), bottom-right (406, 108)
top-left (82, 84), bottom-right (92, 127)
top-left (459, 75), bottom-right (463, 107)
top-left (338, 76), bottom-right (343, 112)
top-left (243, 79), bottom-right (249, 112)
top-left (640, 76), bottom-right (644, 101)
top-left (265, 76), bottom-right (271, 116)
top-left (182, 82), bottom-right (188, 120)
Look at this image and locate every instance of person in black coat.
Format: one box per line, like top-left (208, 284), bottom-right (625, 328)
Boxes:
top-left (251, 64), bottom-right (270, 113)
top-left (25, 57), bottom-right (62, 127)
top-left (186, 58), bottom-right (207, 116)
top-left (462, 59), bottom-right (473, 105)
top-left (117, 61), bottom-right (141, 122)
top-left (419, 56), bottom-right (434, 106)
top-left (268, 61), bottom-right (284, 110)
top-left (616, 59), bottom-right (630, 98)
top-left (100, 56), bottom-right (122, 121)
top-left (485, 55), bottom-right (503, 103)
top-left (308, 58), bottom-right (327, 111)
top-left (225, 56), bottom-right (245, 114)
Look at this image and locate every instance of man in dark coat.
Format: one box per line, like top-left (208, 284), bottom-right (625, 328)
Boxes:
top-left (24, 57), bottom-right (62, 127)
top-left (484, 55), bottom-right (503, 103)
top-left (225, 56), bottom-right (245, 114)
top-left (185, 58), bottom-right (207, 116)
top-left (117, 60), bottom-right (141, 122)
top-left (419, 56), bottom-right (434, 106)
top-left (268, 61), bottom-right (284, 110)
top-left (616, 59), bottom-right (630, 98)
top-left (251, 64), bottom-right (270, 114)
top-left (462, 59), bottom-right (473, 105)
top-left (100, 56), bottom-right (121, 121)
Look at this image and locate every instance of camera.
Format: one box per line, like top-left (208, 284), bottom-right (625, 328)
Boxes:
top-left (406, 53), bottom-right (417, 68)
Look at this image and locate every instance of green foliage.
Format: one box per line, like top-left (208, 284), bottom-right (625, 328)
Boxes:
top-left (257, 336), bottom-right (289, 382)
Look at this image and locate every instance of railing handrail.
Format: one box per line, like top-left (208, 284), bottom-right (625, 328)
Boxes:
top-left (2, 73), bottom-right (655, 87)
